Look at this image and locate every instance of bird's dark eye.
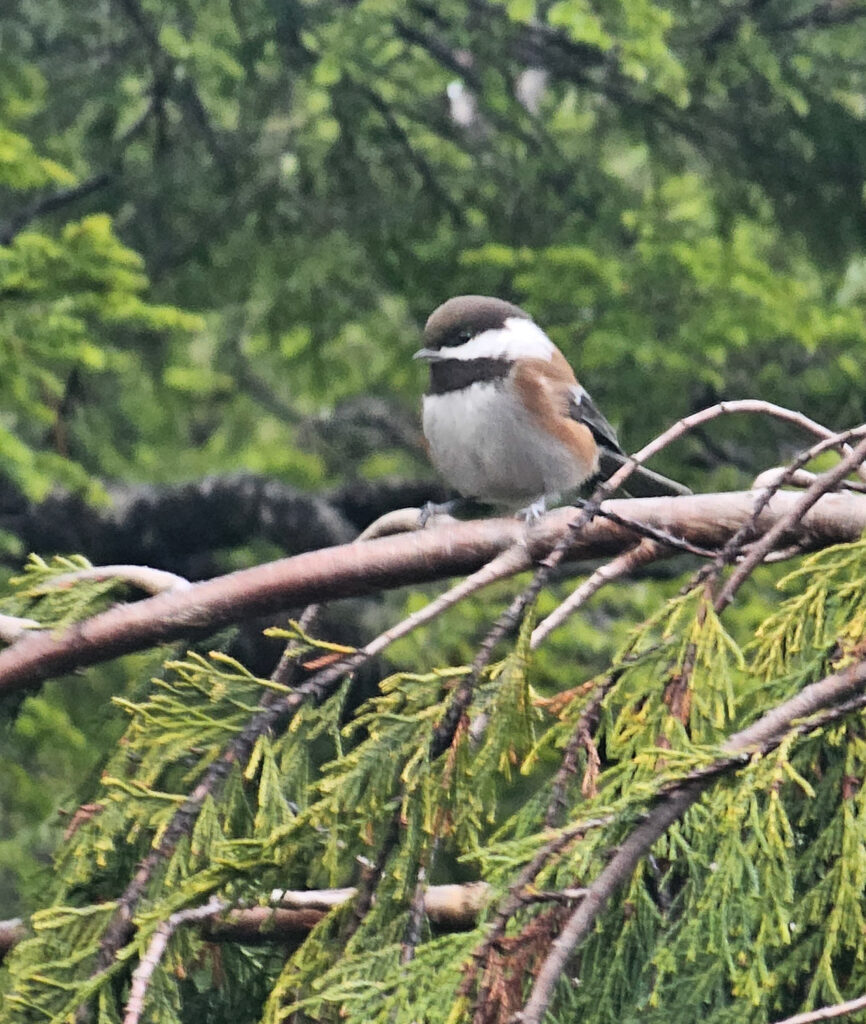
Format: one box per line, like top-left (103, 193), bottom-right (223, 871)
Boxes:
top-left (456, 328), bottom-right (472, 344)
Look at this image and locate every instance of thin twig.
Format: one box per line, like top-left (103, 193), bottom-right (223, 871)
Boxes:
top-left (286, 545), bottom-right (533, 702)
top-left (708, 427), bottom-right (866, 581)
top-left (769, 994), bottom-right (866, 1024)
top-left (401, 849), bottom-right (434, 964)
top-left (428, 501), bottom-right (605, 760)
top-left (543, 672), bottom-right (625, 827)
top-left (572, 501), bottom-right (718, 557)
top-left (752, 466), bottom-right (866, 493)
top-left (122, 898), bottom-right (226, 1024)
top-left (518, 653), bottom-right (866, 1024)
top-left (531, 539), bottom-right (661, 648)
top-left (714, 433), bottom-right (866, 613)
top-left (667, 427), bottom-right (866, 707)
top-left (612, 400), bottom-right (865, 489)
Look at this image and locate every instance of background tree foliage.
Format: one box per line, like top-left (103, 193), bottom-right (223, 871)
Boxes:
top-left (2, 0), bottom-right (866, 1021)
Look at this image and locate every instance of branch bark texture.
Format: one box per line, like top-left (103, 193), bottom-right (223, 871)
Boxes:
top-left (518, 655), bottom-right (866, 1023)
top-left (1, 490), bottom-right (864, 694)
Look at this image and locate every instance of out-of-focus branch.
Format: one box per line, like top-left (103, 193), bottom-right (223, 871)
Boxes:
top-left (770, 994), bottom-right (866, 1024)
top-left (0, 615), bottom-right (40, 644)
top-left (0, 99), bottom-right (156, 245)
top-left (0, 885), bottom-right (492, 965)
top-left (0, 174), bottom-right (111, 247)
top-left (0, 473), bottom-right (359, 574)
top-left (30, 565), bottom-right (190, 597)
top-left (0, 918), bottom-right (26, 961)
top-left (773, 1), bottom-right (866, 33)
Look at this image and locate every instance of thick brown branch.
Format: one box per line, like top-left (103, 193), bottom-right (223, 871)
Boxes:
top-left (1, 490), bottom-right (865, 694)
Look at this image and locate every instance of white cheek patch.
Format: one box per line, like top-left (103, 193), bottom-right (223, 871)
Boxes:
top-left (445, 318), bottom-right (556, 361)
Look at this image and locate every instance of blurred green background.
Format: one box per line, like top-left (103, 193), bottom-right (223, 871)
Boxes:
top-left (2, 0), bottom-right (866, 915)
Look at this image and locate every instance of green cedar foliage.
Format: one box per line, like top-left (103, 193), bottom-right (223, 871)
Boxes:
top-left (3, 541), bottom-right (866, 1021)
top-left (2, 0), bottom-right (866, 1021)
top-left (4, 0), bottom-right (866, 492)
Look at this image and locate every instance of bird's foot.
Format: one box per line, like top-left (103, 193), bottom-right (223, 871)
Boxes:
top-left (516, 494), bottom-right (556, 524)
top-left (418, 499), bottom-right (462, 527)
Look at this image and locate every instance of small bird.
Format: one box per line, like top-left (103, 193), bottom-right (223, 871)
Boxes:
top-left (414, 295), bottom-right (689, 520)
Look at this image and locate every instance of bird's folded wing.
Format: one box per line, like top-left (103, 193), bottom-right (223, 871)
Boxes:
top-left (568, 384), bottom-right (625, 453)
top-left (569, 385), bottom-right (691, 497)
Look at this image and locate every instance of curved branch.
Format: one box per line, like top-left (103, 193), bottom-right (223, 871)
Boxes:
top-left (519, 654), bottom-right (866, 1023)
top-left (31, 565), bottom-right (191, 597)
top-left (1, 490), bottom-right (865, 694)
top-left (770, 994), bottom-right (866, 1024)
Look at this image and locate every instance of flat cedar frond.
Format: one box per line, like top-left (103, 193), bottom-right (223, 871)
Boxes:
top-left (599, 590), bottom-right (746, 774)
top-left (1, 903), bottom-right (117, 1021)
top-left (751, 538), bottom-right (866, 682)
top-left (7, 531), bottom-right (866, 1024)
top-left (113, 653), bottom-right (282, 788)
top-left (0, 554), bottom-right (123, 627)
top-left (453, 611), bottom-right (542, 849)
top-left (267, 933), bottom-right (480, 1024)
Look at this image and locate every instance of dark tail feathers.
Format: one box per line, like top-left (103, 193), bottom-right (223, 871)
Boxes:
top-left (598, 449), bottom-right (691, 498)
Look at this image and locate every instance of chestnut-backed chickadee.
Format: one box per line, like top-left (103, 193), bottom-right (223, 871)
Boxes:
top-left (415, 295), bottom-right (689, 519)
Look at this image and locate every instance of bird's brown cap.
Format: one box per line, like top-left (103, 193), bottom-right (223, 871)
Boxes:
top-left (423, 295), bottom-right (531, 351)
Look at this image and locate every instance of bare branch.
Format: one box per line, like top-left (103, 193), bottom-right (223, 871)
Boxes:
top-left (572, 501), bottom-right (720, 557)
top-left (752, 466), bottom-right (866, 493)
top-left (684, 426), bottom-right (866, 605)
top-left (0, 614), bottom-right (41, 643)
top-left (531, 538), bottom-right (660, 648)
top-left (714, 433), bottom-right (866, 612)
top-left (769, 996), bottom-right (866, 1024)
top-left (2, 489), bottom-right (865, 693)
top-left (606, 402), bottom-right (865, 493)
top-left (122, 898), bottom-right (229, 1024)
top-left (519, 654), bottom-right (866, 1024)
top-left (31, 565), bottom-right (191, 596)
